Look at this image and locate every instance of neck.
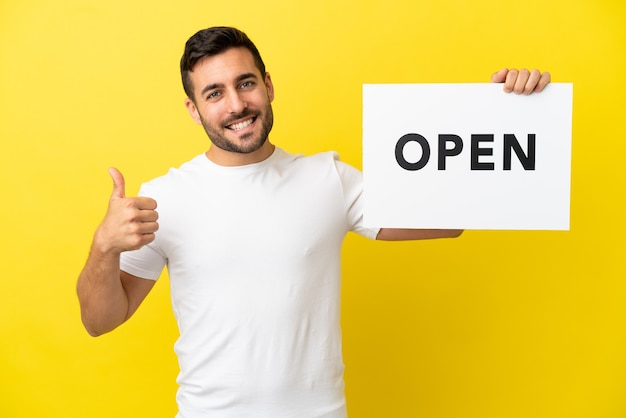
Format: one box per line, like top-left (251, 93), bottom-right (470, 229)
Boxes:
top-left (205, 141), bottom-right (275, 167)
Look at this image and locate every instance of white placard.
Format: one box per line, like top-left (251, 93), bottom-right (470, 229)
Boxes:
top-left (362, 83), bottom-right (573, 230)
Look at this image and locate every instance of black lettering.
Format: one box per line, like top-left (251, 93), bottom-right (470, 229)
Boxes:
top-left (504, 133), bottom-right (536, 170)
top-left (471, 134), bottom-right (495, 170)
top-left (438, 134), bottom-right (464, 170)
top-left (395, 133), bottom-right (430, 171)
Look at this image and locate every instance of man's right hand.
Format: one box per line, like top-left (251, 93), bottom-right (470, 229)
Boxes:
top-left (94, 168), bottom-right (159, 254)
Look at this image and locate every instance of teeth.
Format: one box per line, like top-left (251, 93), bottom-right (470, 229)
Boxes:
top-left (228, 118), bottom-right (253, 131)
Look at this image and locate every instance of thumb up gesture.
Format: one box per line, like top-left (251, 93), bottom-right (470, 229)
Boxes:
top-left (94, 168), bottom-right (159, 254)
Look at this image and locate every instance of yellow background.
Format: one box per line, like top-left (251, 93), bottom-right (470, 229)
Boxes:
top-left (1, 0), bottom-right (625, 417)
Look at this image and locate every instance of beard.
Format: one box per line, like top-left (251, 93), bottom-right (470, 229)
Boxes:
top-left (199, 102), bottom-right (274, 154)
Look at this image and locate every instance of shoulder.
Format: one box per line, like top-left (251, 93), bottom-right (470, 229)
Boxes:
top-left (138, 154), bottom-right (207, 197)
top-left (271, 149), bottom-right (363, 190)
top-left (307, 151), bottom-right (362, 181)
top-left (282, 149), bottom-right (359, 174)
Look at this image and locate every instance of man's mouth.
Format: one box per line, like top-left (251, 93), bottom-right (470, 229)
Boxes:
top-left (226, 117), bottom-right (256, 131)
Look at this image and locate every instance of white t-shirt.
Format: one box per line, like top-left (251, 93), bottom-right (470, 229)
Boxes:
top-left (120, 148), bottom-right (379, 418)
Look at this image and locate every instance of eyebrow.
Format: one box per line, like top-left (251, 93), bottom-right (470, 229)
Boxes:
top-left (200, 72), bottom-right (259, 97)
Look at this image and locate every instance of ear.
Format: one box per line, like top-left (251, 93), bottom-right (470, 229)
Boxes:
top-left (184, 98), bottom-right (202, 125)
top-left (264, 72), bottom-right (275, 102)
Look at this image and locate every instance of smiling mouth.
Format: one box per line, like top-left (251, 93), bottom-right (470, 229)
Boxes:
top-left (226, 117), bottom-right (256, 131)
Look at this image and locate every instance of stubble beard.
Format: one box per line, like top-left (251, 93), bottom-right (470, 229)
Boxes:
top-left (200, 103), bottom-right (274, 154)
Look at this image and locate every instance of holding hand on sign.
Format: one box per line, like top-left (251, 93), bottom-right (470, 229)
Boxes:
top-left (373, 67), bottom-right (554, 240)
top-left (491, 68), bottom-right (551, 95)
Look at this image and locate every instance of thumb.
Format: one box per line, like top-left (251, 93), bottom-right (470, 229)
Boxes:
top-left (108, 167), bottom-right (126, 199)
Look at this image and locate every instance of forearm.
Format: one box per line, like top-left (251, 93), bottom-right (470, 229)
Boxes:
top-left (376, 228), bottom-right (463, 241)
top-left (76, 233), bottom-right (129, 336)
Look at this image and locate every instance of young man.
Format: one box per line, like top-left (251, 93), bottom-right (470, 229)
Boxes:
top-left (77, 26), bottom-right (550, 418)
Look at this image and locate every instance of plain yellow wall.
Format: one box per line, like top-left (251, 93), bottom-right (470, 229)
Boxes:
top-left (1, 0), bottom-right (625, 417)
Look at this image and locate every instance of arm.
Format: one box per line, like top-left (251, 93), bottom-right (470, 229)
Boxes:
top-left (376, 228), bottom-right (463, 241)
top-left (76, 168), bottom-right (159, 337)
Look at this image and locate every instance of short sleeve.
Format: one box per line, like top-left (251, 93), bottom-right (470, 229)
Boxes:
top-left (333, 156), bottom-right (380, 240)
top-left (119, 243), bottom-right (166, 280)
top-left (119, 184), bottom-right (167, 280)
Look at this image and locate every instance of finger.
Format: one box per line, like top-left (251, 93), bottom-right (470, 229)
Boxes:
top-left (523, 69), bottom-right (542, 95)
top-left (139, 233), bottom-right (157, 247)
top-left (513, 68), bottom-right (531, 94)
top-left (108, 167), bottom-right (126, 199)
top-left (126, 232), bottom-right (157, 251)
top-left (136, 221), bottom-right (160, 235)
top-left (135, 207), bottom-right (159, 222)
top-left (504, 69), bottom-right (518, 93)
top-left (534, 71), bottom-right (551, 93)
top-left (491, 68), bottom-right (508, 83)
top-left (134, 196), bottom-right (158, 211)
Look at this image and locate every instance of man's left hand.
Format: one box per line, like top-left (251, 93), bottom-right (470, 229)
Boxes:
top-left (491, 68), bottom-right (551, 94)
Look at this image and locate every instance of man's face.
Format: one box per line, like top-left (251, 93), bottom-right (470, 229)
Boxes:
top-left (185, 47), bottom-right (274, 161)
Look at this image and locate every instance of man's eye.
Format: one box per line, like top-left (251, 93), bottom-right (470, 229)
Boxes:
top-left (208, 91), bottom-right (220, 99)
top-left (240, 81), bottom-right (253, 88)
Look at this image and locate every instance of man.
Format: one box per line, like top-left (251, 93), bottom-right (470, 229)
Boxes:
top-left (77, 26), bottom-right (550, 418)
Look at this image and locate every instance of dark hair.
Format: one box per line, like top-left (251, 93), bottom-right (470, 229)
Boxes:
top-left (180, 26), bottom-right (266, 100)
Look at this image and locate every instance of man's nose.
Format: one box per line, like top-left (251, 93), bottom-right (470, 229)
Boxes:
top-left (226, 91), bottom-right (247, 114)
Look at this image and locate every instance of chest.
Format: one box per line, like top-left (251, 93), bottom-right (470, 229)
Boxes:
top-left (155, 168), bottom-right (349, 277)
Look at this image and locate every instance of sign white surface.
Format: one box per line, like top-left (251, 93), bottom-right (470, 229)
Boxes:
top-left (362, 83), bottom-right (573, 230)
